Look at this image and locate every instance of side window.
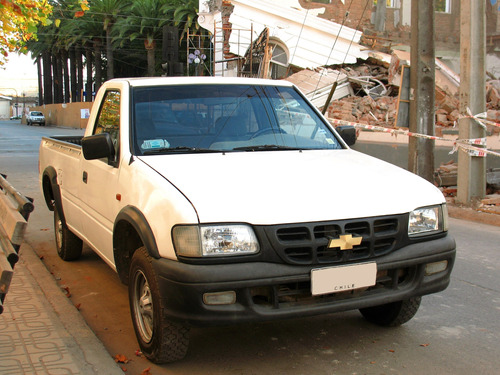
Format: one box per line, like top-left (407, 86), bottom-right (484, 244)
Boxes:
top-left (94, 90), bottom-right (120, 164)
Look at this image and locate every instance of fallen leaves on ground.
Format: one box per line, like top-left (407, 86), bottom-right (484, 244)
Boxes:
top-left (140, 367), bottom-right (152, 375)
top-left (62, 286), bottom-right (71, 298)
top-left (114, 354), bottom-right (129, 364)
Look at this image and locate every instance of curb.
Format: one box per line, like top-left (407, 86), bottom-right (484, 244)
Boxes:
top-left (20, 242), bottom-right (123, 375)
top-left (447, 204), bottom-right (500, 227)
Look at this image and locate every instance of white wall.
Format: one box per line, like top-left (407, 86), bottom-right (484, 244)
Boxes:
top-left (0, 99), bottom-right (12, 120)
top-left (198, 0), bottom-right (368, 76)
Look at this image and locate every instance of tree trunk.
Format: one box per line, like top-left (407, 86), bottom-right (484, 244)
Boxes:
top-left (86, 46), bottom-right (93, 102)
top-left (70, 47), bottom-right (77, 102)
top-left (62, 50), bottom-right (70, 103)
top-left (53, 52), bottom-right (62, 104)
top-left (94, 38), bottom-right (103, 92)
top-left (77, 44), bottom-right (84, 102)
top-left (106, 27), bottom-right (114, 80)
top-left (36, 56), bottom-right (43, 105)
top-left (147, 47), bottom-right (155, 76)
top-left (42, 51), bottom-right (53, 105)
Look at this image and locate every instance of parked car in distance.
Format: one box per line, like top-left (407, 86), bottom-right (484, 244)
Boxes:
top-left (27, 111), bottom-right (45, 126)
top-left (10, 115), bottom-right (21, 120)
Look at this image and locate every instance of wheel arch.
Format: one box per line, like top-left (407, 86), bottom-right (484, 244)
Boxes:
top-left (113, 206), bottom-right (160, 284)
top-left (42, 166), bottom-right (64, 220)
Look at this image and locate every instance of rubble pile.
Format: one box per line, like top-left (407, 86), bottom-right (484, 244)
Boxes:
top-left (326, 62), bottom-right (399, 127)
top-left (325, 52), bottom-right (500, 132)
top-left (487, 80), bottom-right (500, 110)
top-left (327, 93), bottom-right (398, 127)
top-left (434, 160), bottom-right (458, 190)
top-left (479, 194), bottom-right (500, 215)
top-left (436, 161), bottom-right (500, 213)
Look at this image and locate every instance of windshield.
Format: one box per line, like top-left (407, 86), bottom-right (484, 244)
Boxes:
top-left (131, 84), bottom-right (343, 155)
top-left (31, 112), bottom-right (44, 116)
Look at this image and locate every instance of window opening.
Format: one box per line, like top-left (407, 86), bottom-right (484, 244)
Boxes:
top-left (94, 90), bottom-right (120, 164)
top-left (269, 43), bottom-right (289, 80)
top-left (436, 0), bottom-right (451, 13)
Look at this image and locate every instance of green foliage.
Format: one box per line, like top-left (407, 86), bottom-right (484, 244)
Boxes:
top-left (163, 0), bottom-right (199, 42)
top-left (23, 0), bottom-right (203, 81)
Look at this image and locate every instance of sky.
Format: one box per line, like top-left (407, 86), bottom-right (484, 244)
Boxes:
top-left (0, 53), bottom-right (39, 97)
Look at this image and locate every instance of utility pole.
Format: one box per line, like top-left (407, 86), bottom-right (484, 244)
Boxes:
top-left (457, 0), bottom-right (486, 204)
top-left (409, 0), bottom-right (435, 182)
top-left (374, 0), bottom-right (386, 32)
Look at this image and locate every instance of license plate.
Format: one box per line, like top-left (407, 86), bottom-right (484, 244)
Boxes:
top-left (311, 262), bottom-right (377, 296)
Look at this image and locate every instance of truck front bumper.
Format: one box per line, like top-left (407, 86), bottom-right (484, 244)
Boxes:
top-left (153, 234), bottom-right (455, 326)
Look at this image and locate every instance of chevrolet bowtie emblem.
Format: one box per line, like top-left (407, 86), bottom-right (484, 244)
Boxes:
top-left (328, 234), bottom-right (363, 250)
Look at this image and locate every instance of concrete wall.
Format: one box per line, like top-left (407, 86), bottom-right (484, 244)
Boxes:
top-left (0, 99), bottom-right (11, 120)
top-left (27, 102), bottom-right (93, 129)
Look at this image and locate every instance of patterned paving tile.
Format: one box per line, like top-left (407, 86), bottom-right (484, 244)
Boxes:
top-left (0, 264), bottom-right (81, 375)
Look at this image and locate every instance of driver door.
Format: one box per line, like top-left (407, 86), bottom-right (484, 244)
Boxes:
top-left (78, 90), bottom-right (122, 265)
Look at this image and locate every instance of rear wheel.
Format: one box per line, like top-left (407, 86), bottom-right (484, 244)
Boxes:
top-left (129, 247), bottom-right (190, 363)
top-left (359, 297), bottom-right (421, 327)
top-left (54, 208), bottom-right (83, 261)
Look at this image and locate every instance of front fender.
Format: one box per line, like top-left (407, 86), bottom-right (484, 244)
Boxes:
top-left (113, 206), bottom-right (160, 283)
top-left (114, 205), bottom-right (159, 258)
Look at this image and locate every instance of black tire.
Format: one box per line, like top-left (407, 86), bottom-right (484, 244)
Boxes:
top-left (129, 247), bottom-right (190, 363)
top-left (54, 208), bottom-right (83, 261)
top-left (359, 297), bottom-right (421, 327)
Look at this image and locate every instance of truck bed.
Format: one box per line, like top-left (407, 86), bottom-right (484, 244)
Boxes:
top-left (44, 135), bottom-right (84, 146)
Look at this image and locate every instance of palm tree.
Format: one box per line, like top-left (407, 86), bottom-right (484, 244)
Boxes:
top-left (164, 0), bottom-right (199, 43)
top-left (27, 0), bottom-right (84, 103)
top-left (114, 0), bottom-right (172, 76)
top-left (86, 0), bottom-right (129, 80)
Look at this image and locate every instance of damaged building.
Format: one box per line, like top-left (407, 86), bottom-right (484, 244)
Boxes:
top-left (196, 0), bottom-right (500, 133)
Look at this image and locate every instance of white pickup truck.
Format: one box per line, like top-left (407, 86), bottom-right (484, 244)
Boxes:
top-left (39, 77), bottom-right (455, 363)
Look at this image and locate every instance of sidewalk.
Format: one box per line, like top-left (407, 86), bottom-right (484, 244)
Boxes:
top-left (0, 242), bottom-right (123, 375)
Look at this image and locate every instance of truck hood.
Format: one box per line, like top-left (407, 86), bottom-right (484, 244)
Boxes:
top-left (138, 149), bottom-right (445, 224)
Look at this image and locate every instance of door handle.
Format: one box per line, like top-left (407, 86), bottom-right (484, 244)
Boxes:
top-left (83, 171), bottom-right (88, 183)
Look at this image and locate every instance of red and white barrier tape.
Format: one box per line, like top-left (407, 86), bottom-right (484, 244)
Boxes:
top-left (328, 117), bottom-right (500, 158)
top-left (474, 113), bottom-right (500, 129)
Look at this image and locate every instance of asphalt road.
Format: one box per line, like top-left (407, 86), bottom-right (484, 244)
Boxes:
top-left (1, 120), bottom-right (499, 374)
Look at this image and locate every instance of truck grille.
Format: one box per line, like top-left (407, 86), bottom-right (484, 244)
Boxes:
top-left (257, 215), bottom-right (407, 265)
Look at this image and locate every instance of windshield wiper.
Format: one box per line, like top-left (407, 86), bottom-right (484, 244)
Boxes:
top-left (143, 146), bottom-right (221, 155)
top-left (232, 145), bottom-right (303, 152)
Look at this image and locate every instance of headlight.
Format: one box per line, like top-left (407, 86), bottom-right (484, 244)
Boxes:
top-left (408, 204), bottom-right (447, 237)
top-left (173, 224), bottom-right (260, 257)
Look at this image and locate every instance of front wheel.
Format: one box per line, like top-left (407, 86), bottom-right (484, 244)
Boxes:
top-left (129, 247), bottom-right (190, 363)
top-left (359, 297), bottom-right (421, 327)
top-left (54, 208), bottom-right (83, 261)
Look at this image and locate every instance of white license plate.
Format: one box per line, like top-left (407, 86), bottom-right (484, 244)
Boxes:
top-left (311, 262), bottom-right (377, 296)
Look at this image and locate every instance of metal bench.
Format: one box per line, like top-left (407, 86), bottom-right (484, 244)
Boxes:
top-left (0, 174), bottom-right (34, 314)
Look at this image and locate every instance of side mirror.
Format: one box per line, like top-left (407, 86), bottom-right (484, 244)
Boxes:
top-left (336, 125), bottom-right (356, 146)
top-left (82, 133), bottom-right (115, 161)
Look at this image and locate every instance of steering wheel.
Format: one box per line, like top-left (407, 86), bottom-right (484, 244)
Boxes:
top-left (250, 127), bottom-right (287, 139)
